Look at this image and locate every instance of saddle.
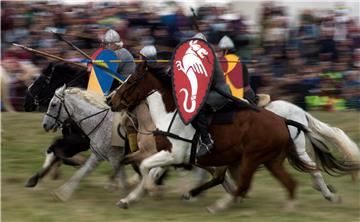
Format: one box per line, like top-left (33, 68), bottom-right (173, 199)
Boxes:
top-left (209, 94), bottom-right (271, 125)
top-left (209, 102), bottom-right (245, 124)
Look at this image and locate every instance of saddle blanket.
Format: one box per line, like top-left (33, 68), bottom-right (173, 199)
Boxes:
top-left (111, 112), bottom-right (126, 147)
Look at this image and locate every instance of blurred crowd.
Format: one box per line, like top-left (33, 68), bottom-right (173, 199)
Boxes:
top-left (1, 1), bottom-right (359, 111)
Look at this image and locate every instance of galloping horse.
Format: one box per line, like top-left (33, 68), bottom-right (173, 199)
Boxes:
top-left (24, 62), bottom-right (91, 188)
top-left (42, 86), bottom-right (129, 200)
top-left (24, 62), bottom-right (209, 199)
top-left (26, 61), bottom-right (360, 204)
top-left (108, 62), bottom-right (360, 210)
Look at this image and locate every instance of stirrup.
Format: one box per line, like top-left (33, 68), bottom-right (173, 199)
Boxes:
top-left (196, 142), bottom-right (214, 157)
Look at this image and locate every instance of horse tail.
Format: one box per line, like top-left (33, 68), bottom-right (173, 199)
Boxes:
top-left (305, 112), bottom-right (360, 163)
top-left (286, 119), bottom-right (360, 177)
top-left (284, 120), bottom-right (316, 172)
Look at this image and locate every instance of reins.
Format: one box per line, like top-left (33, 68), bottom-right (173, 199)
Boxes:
top-left (78, 108), bottom-right (110, 136)
top-left (46, 92), bottom-right (110, 137)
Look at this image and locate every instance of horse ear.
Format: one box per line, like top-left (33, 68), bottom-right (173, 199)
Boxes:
top-left (60, 84), bottom-right (67, 94)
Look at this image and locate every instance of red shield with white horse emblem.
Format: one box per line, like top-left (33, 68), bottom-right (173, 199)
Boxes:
top-left (172, 38), bottom-right (215, 125)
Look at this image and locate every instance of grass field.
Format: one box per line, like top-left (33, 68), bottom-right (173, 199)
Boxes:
top-left (1, 112), bottom-right (360, 222)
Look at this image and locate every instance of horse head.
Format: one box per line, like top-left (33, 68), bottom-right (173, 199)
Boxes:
top-left (108, 61), bottom-right (168, 112)
top-left (42, 84), bottom-right (70, 132)
top-left (24, 62), bottom-right (88, 112)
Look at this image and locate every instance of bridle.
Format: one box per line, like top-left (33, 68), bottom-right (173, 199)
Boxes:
top-left (115, 70), bottom-right (149, 109)
top-left (27, 67), bottom-right (55, 106)
top-left (45, 92), bottom-right (110, 137)
top-left (27, 65), bottom-right (88, 108)
top-left (45, 93), bottom-right (71, 127)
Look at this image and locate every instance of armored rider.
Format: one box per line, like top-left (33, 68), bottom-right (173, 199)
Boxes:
top-left (103, 29), bottom-right (138, 153)
top-left (191, 33), bottom-right (232, 157)
top-left (102, 29), bottom-right (136, 78)
top-left (218, 35), bottom-right (258, 105)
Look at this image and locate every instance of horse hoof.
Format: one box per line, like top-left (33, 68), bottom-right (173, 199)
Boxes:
top-left (335, 196), bottom-right (342, 204)
top-left (117, 200), bottom-right (129, 209)
top-left (24, 177), bottom-right (38, 188)
top-left (206, 206), bottom-right (218, 214)
top-left (284, 200), bottom-right (296, 212)
top-left (181, 192), bottom-right (193, 201)
top-left (328, 195), bottom-right (342, 204)
top-left (53, 190), bottom-right (69, 202)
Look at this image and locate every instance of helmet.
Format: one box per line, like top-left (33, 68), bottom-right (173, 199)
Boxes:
top-left (218, 35), bottom-right (235, 50)
top-left (103, 29), bottom-right (123, 48)
top-left (192, 32), bottom-right (207, 41)
top-left (140, 45), bottom-right (157, 59)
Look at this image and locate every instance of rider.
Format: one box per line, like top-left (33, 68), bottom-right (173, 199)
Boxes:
top-left (218, 35), bottom-right (258, 105)
top-left (102, 29), bottom-right (136, 78)
top-left (191, 33), bottom-right (231, 157)
top-left (139, 45), bottom-right (157, 61)
top-left (103, 29), bottom-right (137, 153)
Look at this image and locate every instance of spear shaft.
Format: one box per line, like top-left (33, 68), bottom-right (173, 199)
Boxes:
top-left (12, 43), bottom-right (87, 69)
top-left (52, 31), bottom-right (93, 60)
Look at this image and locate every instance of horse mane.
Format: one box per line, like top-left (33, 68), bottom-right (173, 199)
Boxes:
top-left (64, 88), bottom-right (109, 109)
top-left (147, 64), bottom-right (172, 89)
top-left (43, 62), bottom-right (83, 76)
top-left (147, 64), bottom-right (177, 112)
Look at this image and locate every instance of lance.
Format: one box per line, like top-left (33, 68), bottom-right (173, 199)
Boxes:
top-left (190, 7), bottom-right (201, 33)
top-left (85, 59), bottom-right (257, 63)
top-left (52, 31), bottom-right (93, 60)
top-left (12, 43), bottom-right (87, 69)
top-left (50, 33), bottom-right (124, 83)
top-left (59, 33), bottom-right (100, 42)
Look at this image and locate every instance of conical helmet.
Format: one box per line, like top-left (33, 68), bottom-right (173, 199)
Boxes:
top-left (193, 32), bottom-right (207, 41)
top-left (103, 29), bottom-right (121, 43)
top-left (140, 45), bottom-right (157, 59)
top-left (218, 35), bottom-right (235, 50)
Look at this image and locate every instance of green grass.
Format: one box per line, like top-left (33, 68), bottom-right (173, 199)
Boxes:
top-left (1, 112), bottom-right (360, 222)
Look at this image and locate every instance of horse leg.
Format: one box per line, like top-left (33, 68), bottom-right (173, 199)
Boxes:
top-left (117, 150), bottom-right (175, 209)
top-left (207, 158), bottom-right (258, 213)
top-left (146, 167), bottom-right (168, 197)
top-left (48, 160), bottom-right (62, 180)
top-left (54, 153), bottom-right (101, 201)
top-left (61, 154), bottom-right (87, 167)
top-left (264, 160), bottom-right (297, 211)
top-left (105, 146), bottom-right (128, 192)
top-left (192, 167), bottom-right (210, 189)
top-left (293, 132), bottom-right (340, 203)
top-left (206, 163), bottom-right (243, 214)
top-left (182, 166), bottom-right (228, 200)
top-left (25, 150), bottom-right (61, 187)
top-left (127, 164), bottom-right (141, 189)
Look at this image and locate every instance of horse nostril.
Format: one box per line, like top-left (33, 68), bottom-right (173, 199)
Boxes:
top-left (43, 123), bottom-right (47, 129)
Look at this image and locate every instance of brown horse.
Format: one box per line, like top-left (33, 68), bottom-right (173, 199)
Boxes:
top-left (108, 62), bottom-right (359, 210)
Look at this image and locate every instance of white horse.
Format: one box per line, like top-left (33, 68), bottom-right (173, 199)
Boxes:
top-left (265, 100), bottom-right (360, 202)
top-left (116, 91), bottom-right (360, 210)
top-left (42, 86), bottom-right (210, 202)
top-left (42, 86), bottom-right (128, 201)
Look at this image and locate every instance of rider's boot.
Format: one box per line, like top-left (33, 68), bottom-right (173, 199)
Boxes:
top-left (244, 87), bottom-right (258, 105)
top-left (192, 106), bottom-right (214, 157)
